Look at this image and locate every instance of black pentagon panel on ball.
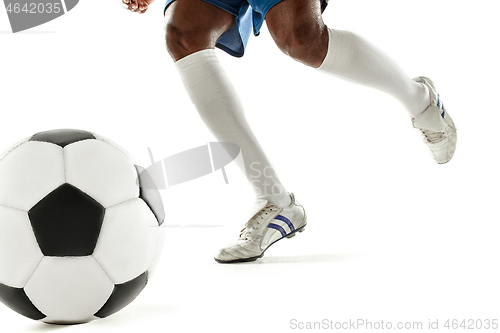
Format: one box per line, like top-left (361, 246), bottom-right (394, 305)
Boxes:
top-left (0, 283), bottom-right (46, 320)
top-left (29, 129), bottom-right (96, 148)
top-left (28, 183), bottom-right (105, 257)
top-left (135, 165), bottom-right (165, 226)
top-left (94, 271), bottom-right (149, 319)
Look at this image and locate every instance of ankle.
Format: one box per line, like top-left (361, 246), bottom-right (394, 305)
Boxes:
top-left (258, 193), bottom-right (292, 208)
top-left (409, 82), bottom-right (431, 118)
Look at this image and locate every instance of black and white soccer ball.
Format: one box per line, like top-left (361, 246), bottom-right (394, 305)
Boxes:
top-left (0, 129), bottom-right (165, 324)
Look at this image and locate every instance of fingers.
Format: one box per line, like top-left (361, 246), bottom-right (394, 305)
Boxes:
top-left (122, 0), bottom-right (149, 13)
top-left (122, 0), bottom-right (135, 11)
top-left (122, 0), bottom-right (134, 8)
top-left (138, 2), bottom-right (149, 12)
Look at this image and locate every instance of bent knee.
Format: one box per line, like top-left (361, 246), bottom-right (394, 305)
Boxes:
top-left (164, 23), bottom-right (212, 61)
top-left (271, 23), bottom-right (328, 67)
top-left (164, 0), bottom-right (235, 61)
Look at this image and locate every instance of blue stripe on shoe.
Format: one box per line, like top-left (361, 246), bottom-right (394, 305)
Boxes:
top-left (437, 95), bottom-right (446, 118)
top-left (268, 223), bottom-right (287, 237)
top-left (274, 215), bottom-right (295, 232)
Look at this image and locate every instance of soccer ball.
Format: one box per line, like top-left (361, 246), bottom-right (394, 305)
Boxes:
top-left (0, 129), bottom-right (165, 324)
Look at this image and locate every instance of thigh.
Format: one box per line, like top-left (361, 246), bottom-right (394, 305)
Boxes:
top-left (265, 0), bottom-right (325, 34)
top-left (165, 0), bottom-right (235, 33)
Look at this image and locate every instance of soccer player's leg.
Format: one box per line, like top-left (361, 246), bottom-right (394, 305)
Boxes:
top-left (165, 0), bottom-right (306, 263)
top-left (165, 0), bottom-right (292, 205)
top-left (266, 0), bottom-right (457, 163)
top-left (166, 0), bottom-right (294, 206)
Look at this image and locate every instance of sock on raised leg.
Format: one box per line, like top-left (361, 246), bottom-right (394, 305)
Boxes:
top-left (318, 28), bottom-right (430, 118)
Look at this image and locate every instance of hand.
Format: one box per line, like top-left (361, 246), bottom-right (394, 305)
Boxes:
top-left (122, 0), bottom-right (155, 14)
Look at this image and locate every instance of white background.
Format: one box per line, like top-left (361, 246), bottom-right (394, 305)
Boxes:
top-left (1, 0), bottom-right (499, 332)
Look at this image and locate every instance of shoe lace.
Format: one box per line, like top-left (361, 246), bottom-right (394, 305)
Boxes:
top-left (239, 206), bottom-right (274, 241)
top-left (421, 129), bottom-right (445, 144)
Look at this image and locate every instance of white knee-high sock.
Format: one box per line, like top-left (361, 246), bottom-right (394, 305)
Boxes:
top-left (318, 28), bottom-right (430, 118)
top-left (175, 49), bottom-right (291, 207)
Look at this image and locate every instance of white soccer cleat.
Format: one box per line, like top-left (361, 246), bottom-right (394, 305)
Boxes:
top-left (214, 193), bottom-right (307, 263)
top-left (412, 76), bottom-right (457, 164)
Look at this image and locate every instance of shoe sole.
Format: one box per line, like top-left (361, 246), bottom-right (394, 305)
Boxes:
top-left (214, 224), bottom-right (307, 264)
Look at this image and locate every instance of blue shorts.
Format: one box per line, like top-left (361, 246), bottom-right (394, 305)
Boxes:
top-left (164, 0), bottom-right (328, 57)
